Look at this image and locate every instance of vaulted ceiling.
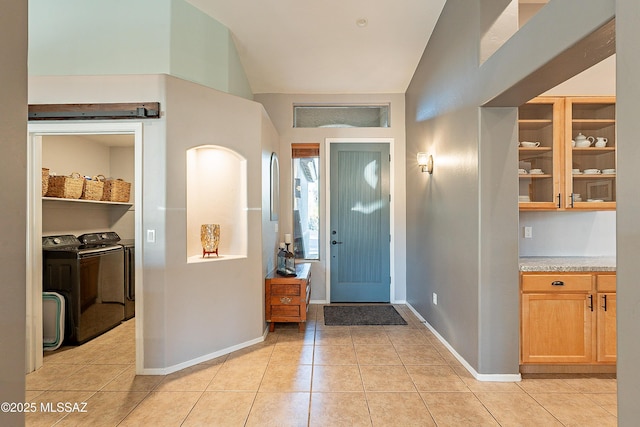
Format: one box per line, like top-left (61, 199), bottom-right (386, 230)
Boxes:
top-left (186, 0), bottom-right (446, 94)
top-left (186, 1), bottom-right (550, 95)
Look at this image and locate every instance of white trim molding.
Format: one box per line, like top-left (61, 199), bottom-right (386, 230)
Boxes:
top-left (406, 303), bottom-right (522, 382)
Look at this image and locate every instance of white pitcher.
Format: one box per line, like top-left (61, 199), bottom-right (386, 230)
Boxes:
top-left (595, 137), bottom-right (608, 147)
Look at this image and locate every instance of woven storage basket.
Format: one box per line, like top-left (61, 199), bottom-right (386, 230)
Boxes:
top-left (42, 168), bottom-right (50, 196)
top-left (81, 175), bottom-right (105, 201)
top-left (102, 178), bottom-right (131, 202)
top-left (46, 172), bottom-right (84, 199)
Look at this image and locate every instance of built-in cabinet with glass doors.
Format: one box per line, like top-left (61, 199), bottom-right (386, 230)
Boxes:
top-left (518, 96), bottom-right (616, 210)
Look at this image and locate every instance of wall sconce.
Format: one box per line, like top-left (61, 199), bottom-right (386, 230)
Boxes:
top-left (417, 152), bottom-right (433, 174)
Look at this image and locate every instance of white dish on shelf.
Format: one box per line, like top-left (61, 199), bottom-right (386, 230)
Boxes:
top-left (520, 141), bottom-right (541, 147)
top-left (572, 171), bottom-right (583, 175)
top-left (528, 171), bottom-right (544, 175)
top-left (587, 199), bottom-right (604, 202)
top-left (583, 169), bottom-right (601, 174)
top-left (602, 169), bottom-right (616, 174)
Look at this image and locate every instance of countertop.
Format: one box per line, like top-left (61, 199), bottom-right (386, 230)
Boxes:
top-left (519, 256), bottom-right (616, 272)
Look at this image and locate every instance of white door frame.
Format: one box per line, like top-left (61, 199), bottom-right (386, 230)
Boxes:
top-left (324, 137), bottom-right (395, 303)
top-left (26, 121), bottom-right (143, 373)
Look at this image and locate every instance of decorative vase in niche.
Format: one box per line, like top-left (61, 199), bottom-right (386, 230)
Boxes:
top-left (201, 224), bottom-right (220, 257)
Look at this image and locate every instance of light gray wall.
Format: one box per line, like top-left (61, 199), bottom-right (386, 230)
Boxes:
top-left (28, 0), bottom-right (253, 100)
top-left (0, 0), bottom-right (27, 425)
top-left (254, 93), bottom-right (407, 303)
top-left (162, 75), bottom-right (273, 367)
top-left (614, 0), bottom-right (640, 421)
top-left (405, 0), bottom-right (616, 375)
top-left (519, 211), bottom-right (616, 256)
top-left (29, 75), bottom-right (278, 371)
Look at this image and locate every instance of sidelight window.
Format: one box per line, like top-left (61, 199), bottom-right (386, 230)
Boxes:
top-left (292, 143), bottom-right (320, 260)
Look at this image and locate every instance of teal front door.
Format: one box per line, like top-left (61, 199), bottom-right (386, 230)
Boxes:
top-left (330, 143), bottom-right (390, 302)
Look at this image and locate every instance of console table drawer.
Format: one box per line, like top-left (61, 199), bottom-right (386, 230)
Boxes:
top-left (265, 263), bottom-right (311, 332)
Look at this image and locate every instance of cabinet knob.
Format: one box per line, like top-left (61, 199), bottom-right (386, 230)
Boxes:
top-left (280, 297), bottom-right (292, 304)
top-left (551, 281), bottom-right (564, 286)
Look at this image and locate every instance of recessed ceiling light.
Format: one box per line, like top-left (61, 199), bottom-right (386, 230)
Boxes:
top-left (356, 18), bottom-right (368, 28)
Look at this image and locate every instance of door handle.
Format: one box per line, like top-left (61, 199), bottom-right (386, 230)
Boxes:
top-left (331, 240), bottom-right (343, 245)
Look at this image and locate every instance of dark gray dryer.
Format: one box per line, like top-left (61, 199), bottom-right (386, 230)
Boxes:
top-left (42, 232), bottom-right (124, 344)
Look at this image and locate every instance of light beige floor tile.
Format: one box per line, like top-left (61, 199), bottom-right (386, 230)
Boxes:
top-left (259, 364), bottom-right (312, 392)
top-left (42, 346), bottom-right (102, 365)
top-left (421, 392), bottom-right (499, 426)
top-left (350, 327), bottom-right (391, 345)
top-left (154, 363), bottom-right (221, 391)
top-left (360, 365), bottom-right (416, 392)
top-left (118, 391), bottom-right (201, 426)
top-left (313, 345), bottom-right (358, 365)
top-left (588, 393), bottom-right (617, 416)
top-left (25, 390), bottom-right (45, 400)
top-left (354, 344), bottom-right (402, 365)
top-left (102, 365), bottom-right (165, 392)
top-left (24, 390), bottom-right (96, 427)
top-left (274, 328), bottom-right (316, 345)
top-left (55, 364), bottom-right (129, 391)
top-left (26, 363), bottom-right (85, 391)
top-left (475, 391), bottom-right (563, 426)
top-left (309, 392), bottom-right (372, 427)
top-left (245, 392), bottom-right (310, 427)
top-left (394, 344), bottom-right (448, 365)
top-left (312, 365), bottom-right (364, 392)
top-left (366, 392), bottom-right (435, 426)
top-left (269, 344), bottom-right (314, 365)
top-left (315, 328), bottom-right (353, 346)
top-left (530, 393), bottom-right (618, 427)
top-left (55, 390), bottom-right (148, 427)
top-left (517, 375), bottom-right (579, 393)
top-left (182, 391), bottom-right (255, 426)
top-left (88, 345), bottom-right (136, 365)
top-left (561, 375), bottom-right (618, 393)
top-left (385, 328), bottom-right (431, 346)
top-left (206, 362), bottom-right (267, 391)
top-left (224, 344), bottom-right (274, 366)
top-left (406, 365), bottom-right (469, 392)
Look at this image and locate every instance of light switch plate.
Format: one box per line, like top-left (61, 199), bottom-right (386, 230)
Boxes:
top-left (147, 229), bottom-right (156, 243)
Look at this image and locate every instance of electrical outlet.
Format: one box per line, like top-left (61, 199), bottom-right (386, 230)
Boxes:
top-left (147, 229), bottom-right (156, 243)
top-left (524, 226), bottom-right (533, 239)
top-left (432, 293), bottom-right (438, 305)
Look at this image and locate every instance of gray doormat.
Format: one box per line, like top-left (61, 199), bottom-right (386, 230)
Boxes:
top-left (323, 305), bottom-right (408, 326)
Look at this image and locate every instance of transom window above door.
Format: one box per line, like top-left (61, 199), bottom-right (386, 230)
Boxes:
top-left (293, 105), bottom-right (390, 128)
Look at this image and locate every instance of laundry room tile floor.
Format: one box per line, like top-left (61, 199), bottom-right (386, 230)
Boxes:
top-left (26, 304), bottom-right (618, 426)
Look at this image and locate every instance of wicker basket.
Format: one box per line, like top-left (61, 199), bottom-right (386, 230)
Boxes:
top-left (42, 168), bottom-right (50, 196)
top-left (46, 172), bottom-right (84, 199)
top-left (102, 178), bottom-right (131, 203)
top-left (81, 175), bottom-right (105, 201)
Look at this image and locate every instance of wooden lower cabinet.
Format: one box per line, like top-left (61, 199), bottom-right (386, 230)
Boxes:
top-left (521, 293), bottom-right (594, 364)
top-left (597, 291), bottom-right (617, 363)
top-left (520, 272), bottom-right (616, 368)
top-left (265, 263), bottom-right (311, 332)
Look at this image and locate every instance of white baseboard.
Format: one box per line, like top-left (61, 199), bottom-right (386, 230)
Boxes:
top-left (405, 303), bottom-right (521, 382)
top-left (137, 328), bottom-right (269, 376)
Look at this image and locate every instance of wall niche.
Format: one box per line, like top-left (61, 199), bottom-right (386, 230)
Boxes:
top-left (186, 145), bottom-right (247, 262)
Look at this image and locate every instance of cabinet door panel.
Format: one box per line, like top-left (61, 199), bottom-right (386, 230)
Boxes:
top-left (597, 293), bottom-right (616, 363)
top-left (521, 293), bottom-right (593, 363)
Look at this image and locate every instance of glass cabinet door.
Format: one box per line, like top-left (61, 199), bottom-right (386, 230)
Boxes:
top-left (518, 98), bottom-right (563, 209)
top-left (565, 97), bottom-right (616, 210)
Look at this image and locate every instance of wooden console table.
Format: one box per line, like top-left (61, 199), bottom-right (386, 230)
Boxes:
top-left (265, 263), bottom-right (311, 332)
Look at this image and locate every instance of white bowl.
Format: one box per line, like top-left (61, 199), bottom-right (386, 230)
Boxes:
top-left (520, 141), bottom-right (540, 147)
top-left (583, 169), bottom-right (600, 174)
top-left (602, 169), bottom-right (616, 174)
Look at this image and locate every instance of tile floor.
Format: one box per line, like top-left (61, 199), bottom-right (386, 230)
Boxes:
top-left (25, 304), bottom-right (618, 426)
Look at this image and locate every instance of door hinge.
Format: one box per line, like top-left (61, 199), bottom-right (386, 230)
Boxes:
top-left (389, 194), bottom-right (391, 202)
top-left (389, 154), bottom-right (391, 162)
